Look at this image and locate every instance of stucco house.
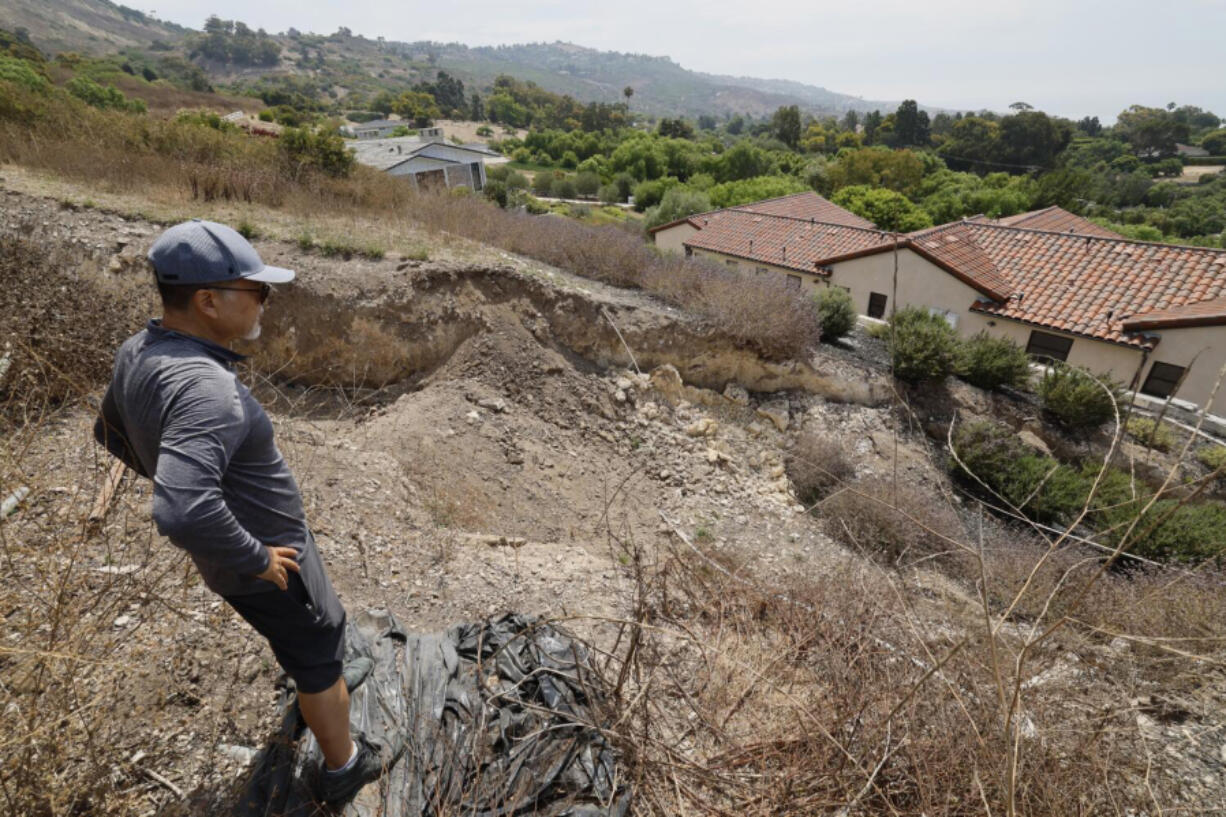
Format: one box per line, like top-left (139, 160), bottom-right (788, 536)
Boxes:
top-left (651, 193), bottom-right (1226, 415)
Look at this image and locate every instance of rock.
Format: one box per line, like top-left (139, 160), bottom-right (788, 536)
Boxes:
top-left (113, 615), bottom-right (133, 628)
top-left (615, 377), bottom-right (633, 392)
top-left (1017, 428), bottom-right (1052, 457)
top-left (723, 383), bottom-right (750, 406)
top-left (613, 390), bottom-right (627, 403)
top-left (217, 743), bottom-right (257, 765)
top-left (649, 364), bottom-right (684, 403)
top-left (684, 418), bottom-right (717, 437)
top-left (756, 401), bottom-right (790, 432)
top-left (477, 397), bottom-right (508, 413)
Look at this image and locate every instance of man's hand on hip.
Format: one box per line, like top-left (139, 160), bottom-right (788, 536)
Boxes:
top-left (255, 545), bottom-right (301, 590)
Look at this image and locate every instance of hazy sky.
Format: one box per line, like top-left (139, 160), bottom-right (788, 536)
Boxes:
top-left (140, 0), bottom-right (1225, 121)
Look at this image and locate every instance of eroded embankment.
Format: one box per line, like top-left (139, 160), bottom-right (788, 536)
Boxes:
top-left (248, 263), bottom-right (894, 407)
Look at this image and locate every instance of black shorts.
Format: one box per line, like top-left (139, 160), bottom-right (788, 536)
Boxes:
top-left (224, 545), bottom-right (347, 694)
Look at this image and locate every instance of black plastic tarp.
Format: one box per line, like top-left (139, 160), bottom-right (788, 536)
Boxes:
top-left (234, 611), bottom-right (630, 817)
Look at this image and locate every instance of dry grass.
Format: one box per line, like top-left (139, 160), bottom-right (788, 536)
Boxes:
top-left (2, 85), bottom-right (819, 362)
top-left (784, 431), bottom-right (854, 505)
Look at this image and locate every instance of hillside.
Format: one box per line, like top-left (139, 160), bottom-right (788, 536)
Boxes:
top-left (3, 0), bottom-right (926, 118)
top-left (0, 0), bottom-right (187, 54)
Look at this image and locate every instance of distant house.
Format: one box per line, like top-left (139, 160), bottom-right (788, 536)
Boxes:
top-left (350, 120), bottom-right (446, 140)
top-left (652, 193), bottom-right (1226, 415)
top-left (1177, 143), bottom-right (1210, 158)
top-left (350, 135), bottom-right (501, 191)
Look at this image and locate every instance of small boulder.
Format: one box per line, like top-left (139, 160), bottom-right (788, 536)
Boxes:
top-left (756, 401), bottom-right (790, 432)
top-left (723, 383), bottom-right (750, 406)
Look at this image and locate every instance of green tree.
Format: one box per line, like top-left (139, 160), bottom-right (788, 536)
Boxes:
top-left (890, 99), bottom-right (930, 147)
top-left (644, 187), bottom-right (712, 230)
top-left (831, 185), bottom-right (932, 231)
top-left (280, 127), bottom-right (354, 178)
top-left (772, 105), bottom-right (802, 148)
top-left (706, 175), bottom-right (809, 208)
top-left (1115, 105), bottom-right (1190, 158)
top-left (1201, 129), bottom-right (1226, 155)
top-left (997, 110), bottom-right (1072, 169)
top-left (938, 116), bottom-right (1000, 171)
top-left (863, 110), bottom-right (883, 144)
top-left (391, 90), bottom-right (440, 127)
top-left (827, 147), bottom-right (926, 195)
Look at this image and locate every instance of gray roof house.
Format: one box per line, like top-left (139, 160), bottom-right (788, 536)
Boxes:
top-left (350, 120), bottom-right (448, 140)
top-left (350, 136), bottom-right (501, 192)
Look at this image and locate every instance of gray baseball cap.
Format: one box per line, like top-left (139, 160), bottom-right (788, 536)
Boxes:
top-left (148, 219), bottom-right (295, 285)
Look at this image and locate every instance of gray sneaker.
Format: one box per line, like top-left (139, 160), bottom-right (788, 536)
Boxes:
top-left (315, 733), bottom-right (401, 806)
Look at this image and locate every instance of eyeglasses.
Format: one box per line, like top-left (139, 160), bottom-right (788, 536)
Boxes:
top-left (207, 283), bottom-right (272, 304)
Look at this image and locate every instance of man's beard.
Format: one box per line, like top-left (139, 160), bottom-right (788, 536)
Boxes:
top-left (241, 307), bottom-right (263, 341)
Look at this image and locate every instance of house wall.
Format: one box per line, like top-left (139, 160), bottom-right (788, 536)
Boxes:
top-left (826, 250), bottom-right (985, 326)
top-left (689, 249), bottom-right (824, 291)
top-left (1137, 325), bottom-right (1226, 414)
top-left (652, 222), bottom-right (698, 255)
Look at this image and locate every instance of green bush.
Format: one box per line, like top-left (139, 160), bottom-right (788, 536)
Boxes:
top-left (531, 171), bottom-right (555, 197)
top-left (812, 286), bottom-right (856, 341)
top-left (889, 307), bottom-right (958, 382)
top-left (279, 127), bottom-right (354, 178)
top-left (65, 76), bottom-right (145, 113)
top-left (553, 176), bottom-right (578, 199)
top-left (1037, 364), bottom-right (1120, 430)
top-left (1197, 445), bottom-right (1226, 472)
top-left (1124, 415), bottom-right (1177, 452)
top-left (954, 331), bottom-right (1031, 390)
top-left (951, 420), bottom-right (1226, 563)
top-left (0, 54), bottom-right (50, 93)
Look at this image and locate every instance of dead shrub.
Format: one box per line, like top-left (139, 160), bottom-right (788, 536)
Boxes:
top-left (784, 431), bottom-right (853, 504)
top-left (604, 533), bottom-right (1161, 817)
top-left (0, 227), bottom-right (153, 428)
top-left (820, 477), bottom-right (967, 567)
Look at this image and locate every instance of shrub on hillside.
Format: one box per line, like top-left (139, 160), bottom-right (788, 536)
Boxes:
top-left (1124, 415), bottom-right (1177, 452)
top-left (643, 187), bottom-right (711, 231)
top-left (785, 433), bottom-right (854, 505)
top-left (954, 331), bottom-right (1031, 390)
top-left (1197, 445), bottom-right (1226, 472)
top-left (889, 307), bottom-right (958, 382)
top-left (1038, 363), bottom-right (1121, 430)
top-left (951, 420), bottom-right (1226, 562)
top-left (279, 127), bottom-right (354, 178)
top-left (531, 171), bottom-right (555, 197)
top-left (65, 76), bottom-right (145, 113)
top-left (821, 477), bottom-right (965, 565)
top-left (812, 286), bottom-right (856, 342)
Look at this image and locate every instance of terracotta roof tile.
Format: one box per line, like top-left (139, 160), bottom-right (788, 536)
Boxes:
top-left (995, 206), bottom-right (1124, 238)
top-left (1121, 296), bottom-right (1226, 331)
top-left (647, 191), bottom-right (873, 235)
top-left (732, 191), bottom-right (876, 228)
top-left (683, 209), bottom-right (892, 274)
top-left (957, 225), bottom-right (1226, 347)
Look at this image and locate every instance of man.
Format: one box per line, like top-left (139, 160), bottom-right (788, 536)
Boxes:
top-left (93, 219), bottom-right (399, 806)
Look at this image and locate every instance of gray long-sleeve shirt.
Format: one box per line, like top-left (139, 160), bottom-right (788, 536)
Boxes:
top-left (95, 320), bottom-right (315, 596)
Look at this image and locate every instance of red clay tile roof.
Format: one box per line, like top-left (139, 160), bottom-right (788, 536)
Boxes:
top-left (647, 191), bottom-right (874, 234)
top-left (682, 208), bottom-right (892, 274)
top-left (1121, 296), bottom-right (1226, 331)
top-left (995, 206), bottom-right (1123, 238)
top-left (814, 222), bottom-right (1226, 348)
top-left (904, 222), bottom-right (1015, 301)
top-left (733, 192), bottom-right (876, 228)
top-left (957, 226), bottom-right (1226, 347)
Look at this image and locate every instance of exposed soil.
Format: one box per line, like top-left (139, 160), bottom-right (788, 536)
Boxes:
top-left (4, 183), bottom-right (1226, 815)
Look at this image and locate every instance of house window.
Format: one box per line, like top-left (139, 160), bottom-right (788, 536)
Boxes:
top-left (1140, 362), bottom-right (1186, 399)
top-left (787, 275), bottom-right (802, 289)
top-left (867, 292), bottom-right (888, 319)
top-left (470, 162), bottom-right (483, 191)
top-left (755, 266), bottom-right (768, 275)
top-left (1025, 330), bottom-right (1073, 362)
top-left (725, 259), bottom-right (738, 268)
top-left (684, 246), bottom-right (693, 258)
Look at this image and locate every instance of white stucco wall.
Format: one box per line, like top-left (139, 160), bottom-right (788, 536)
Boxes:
top-left (826, 250), bottom-right (985, 326)
top-left (1136, 325), bottom-right (1226, 414)
top-left (652, 222), bottom-right (699, 255)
